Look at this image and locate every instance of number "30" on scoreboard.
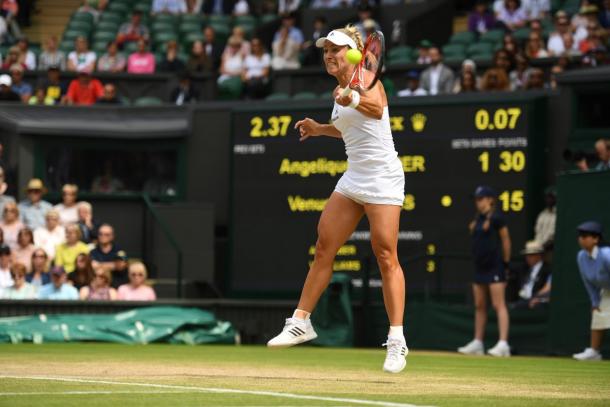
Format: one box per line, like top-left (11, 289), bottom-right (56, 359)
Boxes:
top-left (250, 115), bottom-right (292, 137)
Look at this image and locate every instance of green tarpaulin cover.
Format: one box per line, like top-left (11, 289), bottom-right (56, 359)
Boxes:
top-left (0, 306), bottom-right (237, 345)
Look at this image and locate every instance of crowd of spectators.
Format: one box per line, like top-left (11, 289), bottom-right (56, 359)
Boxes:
top-left (0, 0), bottom-right (608, 103)
top-left (0, 173), bottom-right (157, 301)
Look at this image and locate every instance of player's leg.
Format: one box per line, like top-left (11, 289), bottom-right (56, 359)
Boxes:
top-left (365, 203), bottom-right (408, 373)
top-left (458, 284), bottom-right (487, 355)
top-left (487, 282), bottom-right (511, 357)
top-left (267, 192), bottom-right (364, 347)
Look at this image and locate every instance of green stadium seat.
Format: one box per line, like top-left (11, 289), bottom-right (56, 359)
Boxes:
top-left (59, 41), bottom-right (74, 53)
top-left (467, 42), bottom-right (493, 56)
top-left (67, 20), bottom-right (93, 32)
top-left (153, 31), bottom-right (179, 46)
top-left (63, 30), bottom-right (90, 43)
top-left (266, 92), bottom-right (290, 101)
top-left (449, 31), bottom-right (476, 45)
top-left (134, 2), bottom-right (151, 13)
top-left (234, 15), bottom-right (257, 27)
top-left (100, 12), bottom-right (123, 25)
top-left (218, 76), bottom-right (243, 100)
top-left (123, 41), bottom-right (139, 54)
top-left (387, 45), bottom-right (413, 60)
top-left (182, 32), bottom-right (204, 46)
top-left (152, 21), bottom-right (176, 33)
top-left (479, 29), bottom-right (504, 44)
top-left (442, 43), bottom-right (466, 56)
top-left (134, 97), bottom-right (164, 106)
top-left (209, 22), bottom-right (230, 44)
top-left (96, 21), bottom-right (119, 32)
top-left (445, 54), bottom-right (466, 65)
top-left (382, 78), bottom-right (396, 97)
top-left (387, 54), bottom-right (412, 66)
top-left (259, 14), bottom-right (279, 25)
top-left (179, 22), bottom-right (202, 36)
top-left (513, 27), bottom-right (531, 42)
top-left (471, 52), bottom-right (494, 62)
top-left (71, 12), bottom-right (94, 24)
top-left (93, 41), bottom-right (108, 54)
top-left (153, 14), bottom-right (179, 25)
top-left (107, 1), bottom-right (131, 14)
top-left (181, 14), bottom-right (204, 25)
top-left (292, 91), bottom-right (317, 100)
top-left (93, 31), bottom-right (117, 44)
top-left (209, 15), bottom-right (231, 26)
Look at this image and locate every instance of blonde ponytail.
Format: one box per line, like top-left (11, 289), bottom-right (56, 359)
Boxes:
top-left (337, 25), bottom-right (364, 52)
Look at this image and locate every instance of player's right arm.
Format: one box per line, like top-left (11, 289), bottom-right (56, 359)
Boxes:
top-left (294, 118), bottom-right (342, 141)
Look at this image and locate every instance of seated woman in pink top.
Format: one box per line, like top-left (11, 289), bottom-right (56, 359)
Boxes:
top-left (117, 261), bottom-right (156, 301)
top-left (127, 39), bottom-right (155, 74)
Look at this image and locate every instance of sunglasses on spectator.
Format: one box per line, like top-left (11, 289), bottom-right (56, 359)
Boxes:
top-left (10, 273), bottom-right (24, 279)
top-left (4, 208), bottom-right (17, 213)
top-left (98, 232), bottom-right (112, 236)
top-left (130, 273), bottom-right (144, 277)
top-left (33, 253), bottom-right (47, 258)
top-left (62, 192), bottom-right (76, 196)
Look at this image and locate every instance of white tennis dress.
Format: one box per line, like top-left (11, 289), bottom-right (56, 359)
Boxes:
top-left (331, 102), bottom-right (405, 206)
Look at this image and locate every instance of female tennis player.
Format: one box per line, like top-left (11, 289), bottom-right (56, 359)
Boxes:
top-left (267, 26), bottom-right (408, 373)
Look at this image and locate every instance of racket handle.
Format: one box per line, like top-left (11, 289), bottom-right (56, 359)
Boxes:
top-left (340, 87), bottom-right (352, 97)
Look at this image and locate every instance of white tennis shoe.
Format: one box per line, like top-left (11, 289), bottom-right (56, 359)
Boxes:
top-left (267, 317), bottom-right (318, 348)
top-left (382, 337), bottom-right (408, 373)
top-left (457, 339), bottom-right (484, 355)
top-left (487, 341), bottom-right (511, 357)
top-left (573, 347), bottom-right (602, 361)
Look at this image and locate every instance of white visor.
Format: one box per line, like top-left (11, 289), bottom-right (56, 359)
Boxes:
top-left (315, 30), bottom-right (357, 50)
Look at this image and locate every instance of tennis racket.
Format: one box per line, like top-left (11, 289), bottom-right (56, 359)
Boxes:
top-left (341, 30), bottom-right (385, 97)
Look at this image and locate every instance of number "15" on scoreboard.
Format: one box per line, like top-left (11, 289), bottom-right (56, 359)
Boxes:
top-left (250, 115), bottom-right (292, 137)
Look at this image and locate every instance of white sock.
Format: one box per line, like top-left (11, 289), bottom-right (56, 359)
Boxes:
top-left (388, 325), bottom-right (404, 339)
top-left (292, 309), bottom-right (310, 321)
top-left (473, 339), bottom-right (483, 346)
top-left (497, 340), bottom-right (508, 347)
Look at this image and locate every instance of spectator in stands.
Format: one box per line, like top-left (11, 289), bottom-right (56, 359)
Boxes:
top-left (152, 0), bottom-right (187, 15)
top-left (457, 70), bottom-right (479, 93)
top-left (458, 185), bottom-right (512, 357)
top-left (26, 248), bottom-right (50, 288)
top-left (1, 0), bottom-right (20, 40)
top-left (589, 138), bottom-right (610, 170)
top-left (525, 67), bottom-right (545, 89)
top-left (38, 66), bottom-right (66, 104)
top-left (1, 202), bottom-right (23, 249)
top-left (272, 25), bottom-right (301, 70)
top-left (0, 74), bottom-right (20, 102)
top-left (301, 16), bottom-right (328, 66)
top-left (33, 209), bottom-right (65, 260)
top-left (0, 14), bottom-right (7, 44)
top-left (117, 261), bottom-right (156, 301)
top-left (218, 35), bottom-right (245, 85)
top-left (0, 244), bottom-right (12, 289)
top-left (1, 46), bottom-right (22, 70)
top-left (573, 221), bottom-right (610, 361)
top-left (579, 23), bottom-right (606, 54)
top-left (502, 34), bottom-right (519, 56)
top-left (311, 0), bottom-right (350, 8)
top-left (80, 267), bottom-right (117, 300)
top-left (16, 37), bottom-right (35, 70)
top-left (547, 12), bottom-right (573, 56)
top-left (67, 36), bottom-right (96, 73)
top-left (77, 0), bottom-right (107, 22)
top-left (242, 37), bottom-right (270, 99)
top-left (64, 70), bottom-right (104, 105)
top-left (509, 53), bottom-right (532, 90)
top-left (0, 166), bottom-right (15, 217)
top-left (97, 41), bottom-right (126, 73)
top-left (171, 72), bottom-right (199, 105)
top-left (18, 178), bottom-right (51, 230)
top-left (127, 39), bottom-right (155, 74)
top-left (468, 0), bottom-right (496, 36)
top-left (521, 0), bottom-right (550, 21)
top-left (54, 225), bottom-right (89, 275)
top-left (354, 4), bottom-right (380, 38)
top-left (481, 67), bottom-right (510, 91)
top-left (1, 262), bottom-right (36, 299)
top-left (186, 40), bottom-right (209, 72)
top-left (90, 224), bottom-right (128, 287)
top-left (492, 49), bottom-right (514, 77)
top-left (420, 47), bottom-right (454, 95)
top-left (397, 70), bottom-right (427, 97)
top-left (601, 0), bottom-right (610, 29)
top-left (202, 0), bottom-right (234, 14)
top-left (9, 64), bottom-right (31, 102)
top-left (37, 266), bottom-right (79, 300)
top-left (452, 59), bottom-right (478, 93)
top-left (91, 160), bottom-right (124, 193)
top-left (525, 31), bottom-right (549, 59)
top-left (95, 83), bottom-right (122, 105)
top-left (69, 253), bottom-right (93, 290)
top-left (232, 0), bottom-right (250, 16)
top-left (509, 241), bottom-right (551, 309)
top-left (116, 10), bottom-right (149, 48)
top-left (231, 25), bottom-right (251, 56)
top-left (28, 87), bottom-right (54, 105)
top-left (186, 0), bottom-right (203, 13)
top-left (158, 40), bottom-right (186, 73)
top-left (416, 40), bottom-right (432, 65)
top-left (54, 184), bottom-right (79, 226)
top-left (202, 26), bottom-right (222, 71)
top-left (549, 64), bottom-right (563, 89)
top-left (273, 13), bottom-right (303, 45)
top-left (38, 36), bottom-right (65, 71)
top-left (278, 0), bottom-right (301, 14)
top-left (497, 0), bottom-right (527, 31)
top-left (13, 227), bottom-right (34, 272)
top-left (76, 201), bottom-right (98, 244)
top-left (574, 5), bottom-right (601, 45)
top-left (534, 187), bottom-right (556, 249)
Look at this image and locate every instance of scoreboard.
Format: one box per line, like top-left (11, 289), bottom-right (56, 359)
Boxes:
top-left (229, 95), bottom-right (546, 297)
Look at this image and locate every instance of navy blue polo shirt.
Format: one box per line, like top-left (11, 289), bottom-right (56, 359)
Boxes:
top-left (89, 244), bottom-right (125, 263)
top-left (472, 211), bottom-right (506, 271)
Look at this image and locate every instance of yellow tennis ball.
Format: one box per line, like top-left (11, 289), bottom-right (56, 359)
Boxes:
top-left (345, 49), bottom-right (362, 64)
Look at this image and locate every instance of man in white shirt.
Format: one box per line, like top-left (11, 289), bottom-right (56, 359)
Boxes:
top-left (152, 0), bottom-right (187, 15)
top-left (547, 12), bottom-right (573, 55)
top-left (420, 48), bottom-right (455, 95)
top-left (511, 241), bottom-right (551, 308)
top-left (397, 71), bottom-right (428, 97)
top-left (521, 0), bottom-right (550, 20)
top-left (534, 187), bottom-right (556, 249)
top-left (33, 209), bottom-right (66, 260)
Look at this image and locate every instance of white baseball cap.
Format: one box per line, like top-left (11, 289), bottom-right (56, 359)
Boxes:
top-left (0, 74), bottom-right (11, 87)
top-left (315, 30), bottom-right (357, 50)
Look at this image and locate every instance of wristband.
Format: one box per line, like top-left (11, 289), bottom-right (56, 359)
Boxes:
top-left (348, 91), bottom-right (360, 109)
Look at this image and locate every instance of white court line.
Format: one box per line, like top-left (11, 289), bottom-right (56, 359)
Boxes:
top-left (0, 391), bottom-right (189, 396)
top-left (0, 375), bottom-right (434, 407)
